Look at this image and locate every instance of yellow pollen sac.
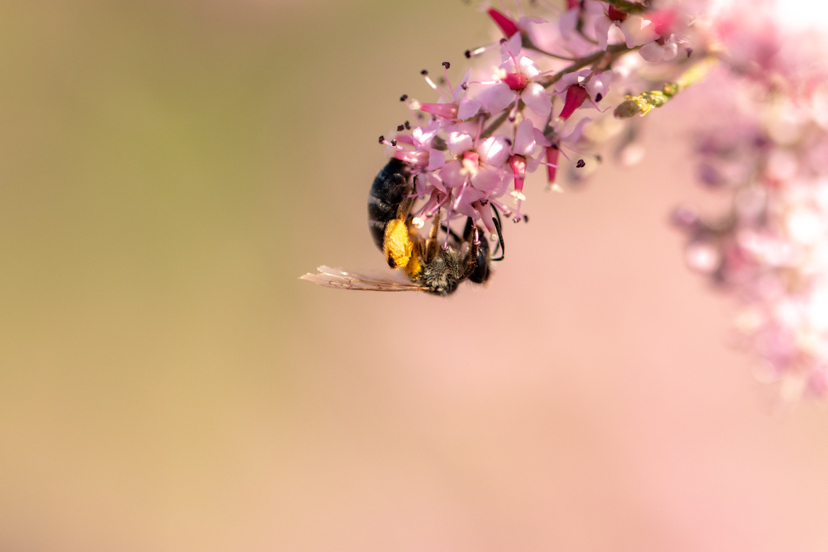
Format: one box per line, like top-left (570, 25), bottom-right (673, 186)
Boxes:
top-left (404, 243), bottom-right (422, 278)
top-left (383, 219), bottom-right (414, 269)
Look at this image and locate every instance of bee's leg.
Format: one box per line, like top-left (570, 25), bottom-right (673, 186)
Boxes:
top-left (462, 224), bottom-right (480, 279)
top-left (423, 207), bottom-right (441, 263)
top-left (491, 204), bottom-right (505, 262)
top-left (396, 195), bottom-right (414, 221)
top-left (462, 216), bottom-right (476, 241)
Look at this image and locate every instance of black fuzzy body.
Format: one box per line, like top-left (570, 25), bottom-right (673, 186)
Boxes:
top-left (367, 159), bottom-right (412, 251)
top-left (417, 247), bottom-right (466, 296)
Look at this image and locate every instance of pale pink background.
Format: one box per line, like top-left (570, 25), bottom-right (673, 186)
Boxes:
top-left (1, 1), bottom-right (827, 551)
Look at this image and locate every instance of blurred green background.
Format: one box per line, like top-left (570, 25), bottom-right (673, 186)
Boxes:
top-left (2, 1), bottom-right (828, 551)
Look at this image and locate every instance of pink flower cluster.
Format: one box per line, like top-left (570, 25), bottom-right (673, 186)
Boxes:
top-left (381, 0), bottom-right (701, 243)
top-left (373, 0), bottom-right (828, 398)
top-left (673, 13), bottom-right (828, 399)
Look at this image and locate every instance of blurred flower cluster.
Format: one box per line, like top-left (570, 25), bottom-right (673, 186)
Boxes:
top-left (379, 0), bottom-right (828, 397)
top-left (672, 4), bottom-right (828, 400)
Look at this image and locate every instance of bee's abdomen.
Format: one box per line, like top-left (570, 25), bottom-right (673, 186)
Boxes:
top-left (368, 158), bottom-right (410, 251)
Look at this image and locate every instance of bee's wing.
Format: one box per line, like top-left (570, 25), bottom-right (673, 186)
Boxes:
top-left (300, 265), bottom-right (427, 292)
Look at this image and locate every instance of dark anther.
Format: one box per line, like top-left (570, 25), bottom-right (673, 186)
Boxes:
top-left (378, 135), bottom-right (385, 144)
top-left (576, 159), bottom-right (586, 168)
top-left (552, 143), bottom-right (559, 150)
top-left (523, 214), bottom-right (529, 223)
top-left (686, 47), bottom-right (693, 58)
top-left (513, 217), bottom-right (521, 223)
top-left (480, 199), bottom-right (489, 206)
top-left (508, 116), bottom-right (516, 122)
top-left (499, 38), bottom-right (507, 44)
top-left (421, 69), bottom-right (428, 75)
top-left (504, 138), bottom-right (513, 146)
top-left (461, 83), bottom-right (468, 90)
top-left (464, 50), bottom-right (472, 58)
top-left (442, 61), bottom-right (450, 69)
top-left (595, 93), bottom-right (603, 102)
top-left (397, 124), bottom-right (404, 132)
top-left (404, 121), bottom-right (411, 130)
top-left (390, 139), bottom-right (397, 146)
top-left (400, 94), bottom-right (408, 102)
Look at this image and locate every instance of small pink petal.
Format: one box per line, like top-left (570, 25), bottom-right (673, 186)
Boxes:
top-left (394, 135), bottom-right (415, 145)
top-left (478, 135), bottom-right (511, 168)
top-left (518, 56), bottom-right (541, 79)
top-left (474, 200), bottom-right (496, 233)
top-left (561, 117), bottom-right (592, 142)
top-left (662, 41), bottom-right (678, 61)
top-left (428, 172), bottom-right (447, 193)
top-left (513, 119), bottom-right (537, 157)
top-left (447, 132), bottom-right (474, 155)
top-left (639, 42), bottom-right (664, 62)
top-left (621, 15), bottom-right (659, 48)
top-left (453, 69), bottom-right (471, 99)
top-left (455, 185), bottom-right (485, 210)
top-left (559, 7), bottom-right (579, 40)
top-left (522, 82), bottom-right (552, 119)
top-left (471, 167), bottom-right (504, 193)
top-left (414, 173), bottom-right (427, 196)
top-left (595, 16), bottom-right (612, 51)
top-left (533, 127), bottom-right (551, 148)
top-left (420, 102), bottom-right (459, 119)
top-left (427, 149), bottom-right (446, 171)
top-left (504, 32), bottom-right (523, 58)
top-left (454, 199), bottom-right (480, 219)
top-left (587, 70), bottom-right (613, 101)
top-left (476, 83), bottom-right (515, 113)
top-left (457, 98), bottom-right (481, 120)
top-left (554, 69), bottom-right (590, 93)
top-left (394, 149), bottom-right (429, 167)
top-left (439, 161), bottom-right (466, 188)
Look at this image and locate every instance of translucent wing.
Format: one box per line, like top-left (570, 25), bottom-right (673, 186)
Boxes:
top-left (300, 265), bottom-right (427, 292)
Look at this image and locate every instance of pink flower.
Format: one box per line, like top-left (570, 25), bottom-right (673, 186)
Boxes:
top-left (418, 64), bottom-right (481, 122)
top-left (542, 117), bottom-right (591, 186)
top-left (554, 69), bottom-right (612, 120)
top-left (594, 6), bottom-right (658, 51)
top-left (475, 51), bottom-right (552, 120)
top-left (639, 35), bottom-right (679, 62)
top-left (439, 133), bottom-right (509, 193)
top-left (639, 10), bottom-right (680, 62)
top-left (505, 120), bottom-right (550, 220)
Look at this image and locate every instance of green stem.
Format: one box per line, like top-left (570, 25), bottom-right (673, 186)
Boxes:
top-left (539, 43), bottom-right (633, 89)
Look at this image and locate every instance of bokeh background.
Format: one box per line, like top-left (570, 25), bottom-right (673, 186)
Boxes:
top-left (2, 1), bottom-right (828, 551)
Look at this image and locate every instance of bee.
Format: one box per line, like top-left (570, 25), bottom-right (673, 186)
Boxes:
top-left (301, 158), bottom-right (504, 295)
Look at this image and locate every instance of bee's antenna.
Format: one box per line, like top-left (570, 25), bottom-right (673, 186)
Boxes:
top-left (491, 205), bottom-right (505, 262)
